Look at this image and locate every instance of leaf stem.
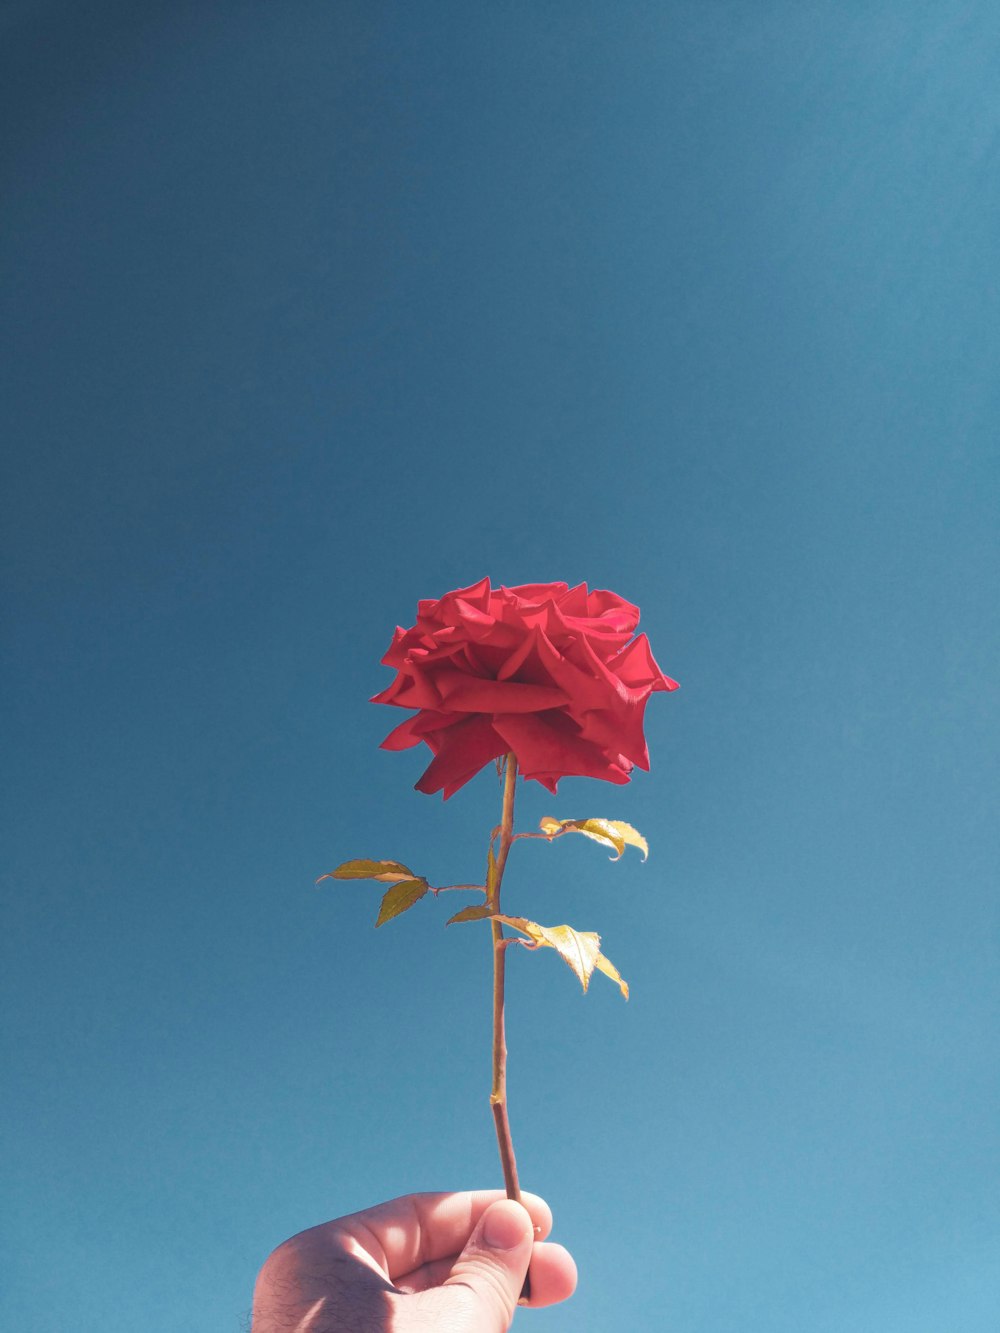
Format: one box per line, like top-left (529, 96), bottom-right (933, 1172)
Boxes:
top-left (489, 754), bottom-right (521, 1202)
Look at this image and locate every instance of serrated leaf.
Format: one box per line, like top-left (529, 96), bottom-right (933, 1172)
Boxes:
top-left (446, 904), bottom-right (496, 926)
top-left (540, 924), bottom-right (602, 990)
top-left (594, 950), bottom-right (630, 1000)
top-left (494, 915), bottom-right (630, 999)
top-left (318, 858), bottom-right (418, 883)
top-left (538, 817), bottom-right (648, 861)
top-left (492, 915), bottom-right (601, 992)
top-left (375, 878), bottom-right (428, 926)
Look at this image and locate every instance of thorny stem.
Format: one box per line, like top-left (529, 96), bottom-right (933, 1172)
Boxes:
top-left (489, 754), bottom-right (521, 1202)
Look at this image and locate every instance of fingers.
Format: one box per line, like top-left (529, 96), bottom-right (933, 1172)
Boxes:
top-left (522, 1240), bottom-right (578, 1308)
top-left (331, 1189), bottom-right (554, 1279)
top-left (415, 1199), bottom-right (536, 1331)
top-left (259, 1190), bottom-right (579, 1330)
top-left (393, 1240), bottom-right (577, 1301)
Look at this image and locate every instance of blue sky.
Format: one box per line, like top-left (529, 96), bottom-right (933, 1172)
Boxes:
top-left (2, 3), bottom-right (998, 1330)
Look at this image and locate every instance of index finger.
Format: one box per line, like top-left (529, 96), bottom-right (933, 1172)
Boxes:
top-left (329, 1190), bottom-right (554, 1279)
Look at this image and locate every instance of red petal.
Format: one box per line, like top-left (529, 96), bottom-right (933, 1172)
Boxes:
top-left (379, 715), bottom-right (426, 751)
top-left (493, 711), bottom-right (633, 786)
top-left (413, 717), bottom-right (507, 797)
top-left (555, 582), bottom-right (590, 616)
top-left (380, 626), bottom-right (413, 668)
top-left (612, 633), bottom-right (679, 692)
top-left (500, 627), bottom-right (615, 712)
top-left (434, 669), bottom-right (568, 713)
top-left (377, 667), bottom-right (443, 710)
top-left (503, 581), bottom-right (569, 604)
top-left (585, 587), bottom-right (640, 632)
top-left (574, 701), bottom-right (651, 770)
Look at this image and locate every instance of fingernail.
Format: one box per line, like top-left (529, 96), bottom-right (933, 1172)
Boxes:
top-left (483, 1202), bottom-right (530, 1250)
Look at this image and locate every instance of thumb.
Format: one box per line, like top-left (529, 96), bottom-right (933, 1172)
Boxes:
top-left (421, 1199), bottom-right (534, 1331)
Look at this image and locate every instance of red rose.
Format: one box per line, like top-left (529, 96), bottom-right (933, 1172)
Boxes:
top-left (372, 578), bottom-right (678, 798)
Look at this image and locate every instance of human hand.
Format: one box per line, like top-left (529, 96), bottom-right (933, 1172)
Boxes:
top-left (251, 1189), bottom-right (577, 1331)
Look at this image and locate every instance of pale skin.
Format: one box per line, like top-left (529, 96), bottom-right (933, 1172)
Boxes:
top-left (251, 1190), bottom-right (577, 1332)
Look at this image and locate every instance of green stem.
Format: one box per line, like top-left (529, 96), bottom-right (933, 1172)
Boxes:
top-left (489, 754), bottom-right (521, 1201)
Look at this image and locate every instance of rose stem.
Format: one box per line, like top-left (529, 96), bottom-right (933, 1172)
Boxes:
top-left (489, 755), bottom-right (531, 1302)
top-left (489, 753), bottom-right (522, 1203)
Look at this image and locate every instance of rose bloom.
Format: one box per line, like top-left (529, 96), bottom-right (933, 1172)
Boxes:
top-left (372, 578), bottom-right (678, 798)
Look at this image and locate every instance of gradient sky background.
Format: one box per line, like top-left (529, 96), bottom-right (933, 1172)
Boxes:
top-left (3, 3), bottom-right (999, 1330)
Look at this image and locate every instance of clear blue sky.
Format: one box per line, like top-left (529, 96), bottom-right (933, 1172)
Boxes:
top-left (3, 3), bottom-right (998, 1330)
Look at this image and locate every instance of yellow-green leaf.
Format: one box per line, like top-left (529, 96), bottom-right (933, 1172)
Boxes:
top-left (486, 844), bottom-right (498, 896)
top-left (538, 817), bottom-right (648, 861)
top-left (601, 821), bottom-right (648, 861)
top-left (446, 904), bottom-right (495, 926)
top-left (494, 915), bottom-right (630, 998)
top-left (594, 950), bottom-right (630, 1000)
top-left (318, 859), bottom-right (418, 883)
top-left (571, 819), bottom-right (626, 856)
top-left (492, 915), bottom-right (601, 992)
top-left (375, 878), bottom-right (428, 926)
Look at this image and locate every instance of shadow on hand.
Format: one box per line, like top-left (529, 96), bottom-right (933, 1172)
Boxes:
top-left (254, 1247), bottom-right (396, 1332)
